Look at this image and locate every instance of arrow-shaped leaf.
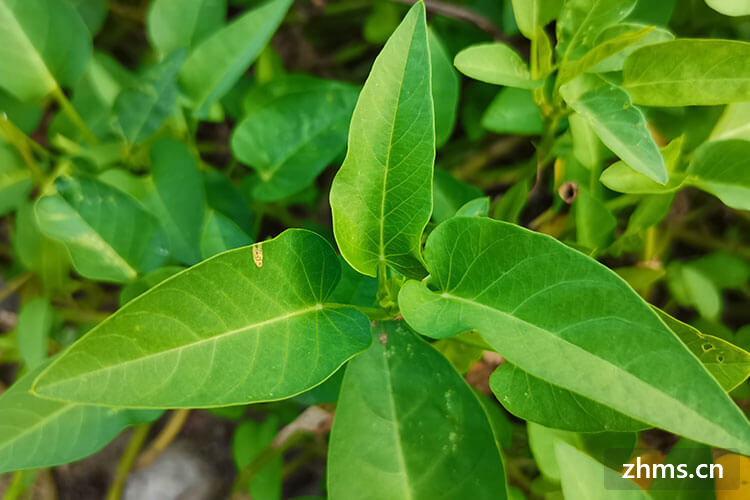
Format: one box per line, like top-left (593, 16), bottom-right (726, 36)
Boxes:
top-left (33, 229), bottom-right (372, 408)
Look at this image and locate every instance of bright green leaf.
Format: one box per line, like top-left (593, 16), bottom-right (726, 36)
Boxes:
top-left (398, 217), bottom-right (750, 453)
top-left (705, 0), bottom-right (750, 16)
top-left (511, 0), bottom-right (562, 40)
top-left (0, 0), bottom-right (92, 101)
top-left (600, 137), bottom-right (685, 194)
top-left (33, 229), bottom-right (372, 408)
top-left (330, 2), bottom-right (434, 279)
top-left (710, 102), bottom-right (750, 142)
top-left (656, 309), bottom-right (750, 392)
top-left (455, 197), bottom-right (490, 218)
top-left (328, 321), bottom-right (507, 500)
top-left (147, 0), bottom-right (227, 56)
top-left (561, 75), bottom-right (667, 184)
top-left (35, 176), bottom-right (169, 284)
top-left (592, 23), bottom-right (674, 73)
top-left (454, 43), bottom-right (542, 89)
top-left (179, 0), bottom-right (292, 117)
top-left (687, 139), bottom-right (750, 211)
top-left (623, 39), bottom-right (750, 106)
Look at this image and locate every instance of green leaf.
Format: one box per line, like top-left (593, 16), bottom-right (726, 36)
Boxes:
top-left (600, 137), bottom-right (685, 194)
top-left (691, 252), bottom-right (750, 291)
top-left (17, 297), bottom-right (54, 369)
top-left (13, 202), bottom-right (70, 292)
top-left (428, 27), bottom-right (459, 148)
top-left (179, 0), bottom-right (292, 117)
top-left (455, 197), bottom-right (490, 218)
top-left (433, 170), bottom-right (483, 224)
top-left (482, 88), bottom-right (543, 135)
top-left (68, 0), bottom-right (108, 35)
top-left (32, 229), bottom-right (372, 408)
top-left (623, 39), bottom-right (750, 106)
top-left (569, 112), bottom-right (605, 170)
top-left (0, 0), bottom-right (92, 101)
top-left (667, 262), bottom-right (722, 319)
top-left (204, 170), bottom-right (254, 235)
top-left (327, 321), bottom-right (507, 500)
top-left (556, 0), bottom-right (637, 67)
top-left (433, 337), bottom-right (484, 375)
top-left (706, 0), bottom-right (750, 16)
top-left (35, 176), bottom-right (169, 284)
top-left (454, 43), bottom-right (542, 89)
top-left (147, 0), bottom-right (227, 56)
top-left (233, 417), bottom-right (282, 500)
top-left (328, 257), bottom-right (378, 308)
top-left (591, 23), bottom-right (674, 73)
top-left (0, 141), bottom-right (32, 216)
top-left (0, 361), bottom-right (161, 474)
top-left (148, 138), bottom-right (206, 265)
top-left (710, 102), bottom-right (750, 142)
top-left (493, 179), bottom-right (530, 224)
top-left (114, 50), bottom-right (186, 144)
top-left (557, 25), bottom-right (653, 87)
top-left (119, 266), bottom-right (184, 306)
top-left (561, 75), bottom-right (667, 184)
top-left (231, 77), bottom-right (358, 201)
top-left (687, 139), bottom-right (750, 211)
top-left (576, 188), bottom-right (617, 249)
top-left (511, 0), bottom-right (562, 40)
top-left (200, 210), bottom-right (253, 259)
top-left (649, 439), bottom-right (716, 498)
top-left (490, 363), bottom-right (646, 432)
top-left (398, 217), bottom-right (750, 453)
top-left (330, 2), bottom-right (434, 279)
top-left (555, 442), bottom-right (651, 499)
top-left (656, 309), bottom-right (750, 393)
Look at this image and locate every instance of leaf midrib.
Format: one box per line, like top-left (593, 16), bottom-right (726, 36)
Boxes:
top-left (35, 304), bottom-right (325, 392)
top-left (438, 291), bottom-right (743, 443)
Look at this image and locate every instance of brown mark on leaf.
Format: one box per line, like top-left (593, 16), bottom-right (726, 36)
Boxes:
top-left (252, 244), bottom-right (263, 268)
top-left (558, 181), bottom-right (579, 204)
top-left (378, 331), bottom-right (388, 345)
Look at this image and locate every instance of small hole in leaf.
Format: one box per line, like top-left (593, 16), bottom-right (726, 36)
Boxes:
top-left (717, 355), bottom-right (724, 363)
top-left (558, 181), bottom-right (578, 204)
top-left (702, 343), bottom-right (714, 352)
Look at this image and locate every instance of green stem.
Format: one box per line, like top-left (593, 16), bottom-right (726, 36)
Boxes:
top-left (106, 424), bottom-right (151, 500)
top-left (0, 115), bottom-right (45, 186)
top-left (2, 471), bottom-right (26, 500)
top-left (51, 86), bottom-right (99, 145)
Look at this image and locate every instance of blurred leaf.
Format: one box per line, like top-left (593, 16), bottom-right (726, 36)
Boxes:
top-left (33, 230), bottom-right (372, 408)
top-left (592, 23), bottom-right (674, 73)
top-left (13, 202), bottom-right (70, 292)
top-left (17, 297), bottom-right (54, 369)
top-left (233, 417), bottom-right (282, 500)
top-left (114, 50), bottom-right (186, 144)
top-left (0, 0), bottom-right (91, 101)
top-left (330, 3), bottom-right (434, 279)
top-left (576, 188), bottom-right (617, 249)
top-left (433, 170), bottom-right (483, 223)
top-left (328, 322), bottom-right (508, 500)
top-left (623, 40), bottom-right (750, 106)
top-left (179, 0), bottom-right (292, 117)
top-left (649, 439), bottom-right (716, 499)
top-left (569, 112), bottom-right (604, 170)
top-left (200, 209), bottom-right (253, 259)
top-left (511, 0), bottom-right (562, 40)
top-left (36, 176), bottom-right (168, 284)
top-left (555, 442), bottom-right (651, 499)
top-left (454, 42), bottom-right (541, 89)
top-left (556, 0), bottom-right (637, 65)
top-left (493, 179), bottom-right (530, 224)
top-left (455, 197), bottom-right (490, 218)
top-left (667, 262), bottom-right (722, 320)
top-left (147, 0), bottom-right (227, 56)
top-left (710, 102), bottom-right (750, 142)
top-left (705, 0), bottom-right (750, 16)
top-left (433, 337), bottom-right (484, 374)
top-left (600, 137), bottom-right (685, 194)
top-left (691, 252), bottom-right (750, 291)
top-left (0, 141), bottom-right (32, 216)
top-left (231, 77), bottom-right (358, 201)
top-left (0, 361), bottom-right (162, 474)
top-left (429, 28), bottom-right (460, 148)
top-left (687, 139), bottom-right (750, 211)
top-left (67, 0), bottom-right (108, 35)
top-left (482, 88), bottom-right (543, 135)
top-left (147, 138), bottom-right (206, 265)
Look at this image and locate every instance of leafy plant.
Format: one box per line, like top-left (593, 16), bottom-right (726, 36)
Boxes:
top-left (1, 0), bottom-right (750, 499)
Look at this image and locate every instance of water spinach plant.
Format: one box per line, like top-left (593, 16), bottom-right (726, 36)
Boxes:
top-left (1, 0), bottom-right (750, 498)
